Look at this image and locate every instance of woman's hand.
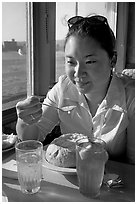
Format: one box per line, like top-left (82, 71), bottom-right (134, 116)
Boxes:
top-left (16, 96), bottom-right (42, 125)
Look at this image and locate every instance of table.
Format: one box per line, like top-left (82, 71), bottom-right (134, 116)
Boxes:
top-left (2, 148), bottom-right (135, 202)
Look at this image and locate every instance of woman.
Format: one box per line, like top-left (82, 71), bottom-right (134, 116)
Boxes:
top-left (16, 15), bottom-right (135, 164)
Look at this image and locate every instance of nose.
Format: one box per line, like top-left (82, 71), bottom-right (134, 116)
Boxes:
top-left (74, 62), bottom-right (87, 78)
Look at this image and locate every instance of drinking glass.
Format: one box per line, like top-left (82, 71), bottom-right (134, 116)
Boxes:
top-left (76, 137), bottom-right (108, 198)
top-left (15, 140), bottom-right (43, 194)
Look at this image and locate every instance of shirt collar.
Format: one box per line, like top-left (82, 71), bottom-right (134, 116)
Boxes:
top-left (62, 75), bottom-right (127, 113)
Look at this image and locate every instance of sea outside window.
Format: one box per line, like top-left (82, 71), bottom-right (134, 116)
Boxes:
top-left (55, 2), bottom-right (117, 81)
top-left (2, 2), bottom-right (27, 111)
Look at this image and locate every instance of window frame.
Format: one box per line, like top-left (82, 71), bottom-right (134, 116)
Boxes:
top-left (27, 2), bottom-right (56, 97)
top-left (115, 2), bottom-right (129, 73)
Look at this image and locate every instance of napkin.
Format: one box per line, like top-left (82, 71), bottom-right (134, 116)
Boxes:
top-left (2, 154), bottom-right (18, 179)
top-left (2, 153), bottom-right (49, 180)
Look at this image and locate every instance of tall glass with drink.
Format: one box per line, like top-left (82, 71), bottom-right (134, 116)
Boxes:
top-left (76, 137), bottom-right (108, 198)
top-left (15, 140), bottom-right (43, 194)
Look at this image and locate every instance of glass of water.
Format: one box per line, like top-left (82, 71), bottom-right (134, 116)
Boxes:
top-left (15, 140), bottom-right (43, 194)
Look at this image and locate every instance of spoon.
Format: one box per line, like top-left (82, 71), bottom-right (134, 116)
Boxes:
top-left (41, 102), bottom-right (76, 113)
top-left (103, 173), bottom-right (124, 188)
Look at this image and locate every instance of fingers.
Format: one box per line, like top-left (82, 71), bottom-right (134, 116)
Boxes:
top-left (16, 96), bottom-right (43, 124)
top-left (17, 103), bottom-right (42, 119)
top-left (16, 96), bottom-right (39, 110)
top-left (22, 109), bottom-right (43, 125)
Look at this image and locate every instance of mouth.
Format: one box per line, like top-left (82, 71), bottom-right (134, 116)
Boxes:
top-left (75, 81), bottom-right (89, 88)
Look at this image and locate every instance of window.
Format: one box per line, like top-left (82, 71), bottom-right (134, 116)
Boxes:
top-left (2, 2), bottom-right (27, 111)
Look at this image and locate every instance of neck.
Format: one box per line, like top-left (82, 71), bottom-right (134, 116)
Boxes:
top-left (84, 76), bottom-right (112, 116)
top-left (84, 90), bottom-right (106, 117)
top-left (85, 74), bottom-right (112, 104)
top-left (85, 89), bottom-right (106, 106)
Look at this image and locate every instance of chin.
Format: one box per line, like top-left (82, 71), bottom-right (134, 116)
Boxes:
top-left (76, 86), bottom-right (90, 94)
top-left (76, 83), bottom-right (92, 94)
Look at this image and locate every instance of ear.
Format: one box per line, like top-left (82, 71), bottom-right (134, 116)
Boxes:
top-left (111, 51), bottom-right (117, 68)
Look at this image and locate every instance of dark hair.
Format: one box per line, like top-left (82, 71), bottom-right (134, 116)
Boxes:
top-left (64, 16), bottom-right (116, 59)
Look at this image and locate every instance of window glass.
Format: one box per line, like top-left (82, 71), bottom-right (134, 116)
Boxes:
top-left (2, 2), bottom-right (27, 110)
top-left (56, 2), bottom-right (76, 80)
top-left (56, 2), bottom-right (117, 81)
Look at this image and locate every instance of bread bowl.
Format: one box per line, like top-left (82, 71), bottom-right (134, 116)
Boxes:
top-left (45, 133), bottom-right (88, 167)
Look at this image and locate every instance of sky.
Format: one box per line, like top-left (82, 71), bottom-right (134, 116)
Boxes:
top-left (2, 2), bottom-right (111, 42)
top-left (2, 2), bottom-right (26, 41)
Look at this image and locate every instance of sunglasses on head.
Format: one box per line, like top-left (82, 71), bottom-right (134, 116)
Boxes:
top-left (68, 15), bottom-right (108, 29)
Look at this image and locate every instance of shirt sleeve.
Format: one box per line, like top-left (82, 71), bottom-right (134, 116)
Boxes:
top-left (35, 75), bottom-right (67, 141)
top-left (35, 82), bottom-right (61, 141)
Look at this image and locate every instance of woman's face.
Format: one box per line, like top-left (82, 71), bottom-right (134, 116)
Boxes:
top-left (65, 36), bottom-right (112, 95)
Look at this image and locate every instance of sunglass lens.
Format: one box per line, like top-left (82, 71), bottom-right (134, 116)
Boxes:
top-left (68, 16), bottom-right (83, 26)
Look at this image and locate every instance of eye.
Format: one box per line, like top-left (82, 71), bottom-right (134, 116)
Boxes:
top-left (86, 60), bottom-right (96, 64)
top-left (66, 59), bottom-right (75, 66)
top-left (67, 60), bottom-right (73, 64)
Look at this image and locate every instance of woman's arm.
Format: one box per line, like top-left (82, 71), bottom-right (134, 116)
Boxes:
top-left (16, 82), bottom-right (61, 141)
top-left (16, 96), bottom-right (43, 141)
top-left (16, 104), bottom-right (59, 142)
top-left (16, 76), bottom-right (66, 141)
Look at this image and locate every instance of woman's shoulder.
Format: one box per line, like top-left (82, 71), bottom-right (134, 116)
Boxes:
top-left (114, 71), bottom-right (135, 92)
